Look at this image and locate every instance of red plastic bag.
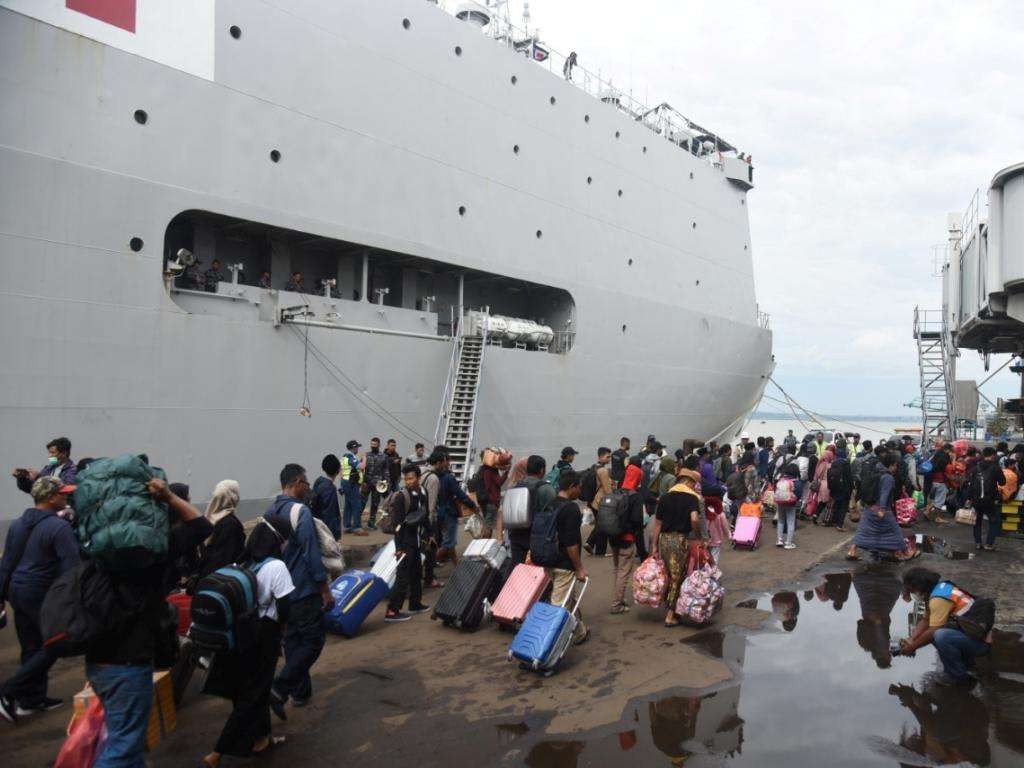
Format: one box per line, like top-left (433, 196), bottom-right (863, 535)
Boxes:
top-left (54, 697), bottom-right (106, 768)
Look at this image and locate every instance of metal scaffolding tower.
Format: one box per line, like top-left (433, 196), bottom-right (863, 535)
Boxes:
top-left (913, 307), bottom-right (956, 444)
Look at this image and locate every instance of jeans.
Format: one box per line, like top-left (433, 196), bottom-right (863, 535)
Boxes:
top-left (973, 501), bottom-right (1000, 546)
top-left (341, 481), bottom-right (362, 531)
top-left (365, 485), bottom-right (384, 527)
top-left (388, 544), bottom-right (423, 611)
top-left (777, 506), bottom-right (797, 545)
top-left (87, 663), bottom-right (154, 768)
top-left (1, 585), bottom-right (55, 705)
top-left (439, 513), bottom-right (459, 549)
top-left (272, 594), bottom-right (325, 702)
top-left (509, 538), bottom-right (529, 566)
top-left (933, 627), bottom-right (989, 681)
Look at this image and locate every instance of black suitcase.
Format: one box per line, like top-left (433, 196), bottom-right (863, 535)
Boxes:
top-left (432, 559), bottom-right (496, 630)
top-left (488, 557), bottom-right (514, 603)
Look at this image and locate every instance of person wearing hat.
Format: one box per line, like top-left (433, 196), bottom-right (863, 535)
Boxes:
top-left (0, 476), bottom-right (81, 723)
top-left (340, 440), bottom-right (366, 536)
top-left (734, 432), bottom-right (752, 462)
top-left (650, 464), bottom-right (704, 628)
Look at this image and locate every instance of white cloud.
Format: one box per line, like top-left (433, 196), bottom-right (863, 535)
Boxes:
top-left (508, 0), bottom-right (1024, 413)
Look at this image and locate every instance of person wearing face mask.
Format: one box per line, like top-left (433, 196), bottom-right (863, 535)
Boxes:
top-left (11, 437), bottom-right (77, 496)
top-left (0, 477), bottom-right (81, 723)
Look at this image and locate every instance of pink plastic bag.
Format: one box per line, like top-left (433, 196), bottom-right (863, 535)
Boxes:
top-left (632, 556), bottom-right (667, 607)
top-left (54, 698), bottom-right (106, 768)
top-left (676, 564), bottom-right (725, 624)
top-left (895, 497), bottom-right (917, 526)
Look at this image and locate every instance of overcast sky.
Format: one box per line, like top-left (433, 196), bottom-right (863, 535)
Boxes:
top-left (501, 0), bottom-right (1024, 417)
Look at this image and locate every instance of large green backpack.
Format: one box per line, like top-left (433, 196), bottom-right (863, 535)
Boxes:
top-left (73, 454), bottom-right (170, 570)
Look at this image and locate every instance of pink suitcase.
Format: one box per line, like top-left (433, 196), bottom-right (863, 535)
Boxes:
top-left (732, 516), bottom-right (761, 550)
top-left (491, 564), bottom-right (551, 629)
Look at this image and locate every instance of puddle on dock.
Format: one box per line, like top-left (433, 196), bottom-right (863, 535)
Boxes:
top-left (512, 568), bottom-right (1024, 767)
top-left (916, 534), bottom-right (976, 560)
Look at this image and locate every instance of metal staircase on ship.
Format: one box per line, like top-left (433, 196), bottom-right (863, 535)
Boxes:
top-left (913, 307), bottom-right (957, 445)
top-left (434, 311), bottom-right (490, 482)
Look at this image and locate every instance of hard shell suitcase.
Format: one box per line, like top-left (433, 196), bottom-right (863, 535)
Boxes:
top-left (508, 577), bottom-right (588, 674)
top-left (324, 569), bottom-right (391, 637)
top-left (501, 486), bottom-right (532, 529)
top-left (432, 559), bottom-right (497, 629)
top-left (732, 515), bottom-right (760, 550)
top-left (488, 556), bottom-right (515, 604)
top-left (491, 564), bottom-right (551, 628)
top-left (463, 538), bottom-right (508, 571)
top-left (370, 540), bottom-right (402, 588)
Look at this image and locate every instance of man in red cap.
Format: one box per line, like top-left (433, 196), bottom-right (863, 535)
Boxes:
top-left (0, 476), bottom-right (80, 723)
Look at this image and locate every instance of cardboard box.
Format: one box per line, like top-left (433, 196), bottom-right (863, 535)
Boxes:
top-left (69, 672), bottom-right (176, 751)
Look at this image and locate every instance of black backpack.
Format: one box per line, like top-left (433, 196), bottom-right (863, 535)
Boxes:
top-left (725, 471), bottom-right (746, 501)
top-left (306, 482), bottom-right (326, 518)
top-left (827, 460), bottom-right (850, 496)
top-left (579, 464), bottom-right (600, 504)
top-left (597, 490), bottom-right (630, 536)
top-left (949, 592), bottom-right (996, 640)
top-left (529, 498), bottom-right (566, 567)
top-left (970, 462), bottom-right (1000, 502)
top-left (610, 451), bottom-right (626, 482)
top-left (859, 456), bottom-right (883, 505)
top-left (189, 563), bottom-right (267, 652)
top-left (40, 560), bottom-right (138, 658)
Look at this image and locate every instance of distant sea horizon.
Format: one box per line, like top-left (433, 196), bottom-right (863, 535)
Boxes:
top-left (751, 411), bottom-right (908, 423)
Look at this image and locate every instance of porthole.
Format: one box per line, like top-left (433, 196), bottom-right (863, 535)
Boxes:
top-left (535, 230), bottom-right (543, 239)
top-left (549, 96), bottom-right (556, 105)
top-left (692, 221), bottom-right (697, 229)
top-left (269, 149), bottom-right (281, 163)
top-left (628, 258), bottom-right (633, 266)
top-left (454, 46), bottom-right (462, 56)
top-left (741, 199), bottom-right (746, 205)
top-left (695, 279), bottom-right (701, 286)
top-left (621, 324), bottom-right (627, 333)
top-left (617, 189), bottom-right (623, 197)
top-left (584, 114), bottom-right (590, 123)
top-left (744, 245), bottom-right (748, 250)
top-left (614, 130), bottom-right (620, 139)
top-left (129, 237), bottom-right (144, 252)
top-left (402, 18), bottom-right (411, 30)
top-left (586, 176), bottom-right (592, 185)
top-left (458, 205), bottom-right (466, 217)
top-left (229, 25), bottom-right (242, 39)
top-left (133, 109), bottom-right (148, 125)
top-left (689, 172), bottom-right (694, 179)
top-left (511, 75), bottom-right (518, 85)
top-left (513, 144), bottom-right (520, 154)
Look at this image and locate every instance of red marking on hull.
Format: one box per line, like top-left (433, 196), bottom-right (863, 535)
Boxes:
top-left (66, 0), bottom-right (136, 33)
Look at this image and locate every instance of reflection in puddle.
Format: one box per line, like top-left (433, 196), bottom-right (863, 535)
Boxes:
top-left (527, 570), bottom-right (1024, 767)
top-left (917, 534), bottom-right (975, 560)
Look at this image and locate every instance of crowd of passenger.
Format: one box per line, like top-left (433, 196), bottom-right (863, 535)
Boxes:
top-left (0, 429), bottom-right (1009, 765)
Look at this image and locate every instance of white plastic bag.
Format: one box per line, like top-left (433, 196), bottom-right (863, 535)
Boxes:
top-left (464, 513), bottom-right (484, 539)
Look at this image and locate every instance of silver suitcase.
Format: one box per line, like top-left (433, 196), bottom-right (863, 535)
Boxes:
top-left (463, 538), bottom-right (507, 570)
top-left (501, 486), bottom-right (532, 529)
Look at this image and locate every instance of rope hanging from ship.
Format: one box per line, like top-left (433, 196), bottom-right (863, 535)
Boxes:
top-left (765, 377), bottom-right (898, 438)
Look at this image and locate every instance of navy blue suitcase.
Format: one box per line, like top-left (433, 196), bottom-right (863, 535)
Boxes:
top-left (324, 569), bottom-right (390, 637)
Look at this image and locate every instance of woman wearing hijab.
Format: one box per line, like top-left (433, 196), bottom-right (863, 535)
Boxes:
top-left (810, 445), bottom-right (834, 522)
top-left (650, 466), bottom-right (703, 627)
top-left (201, 516), bottom-right (295, 767)
top-left (196, 479), bottom-right (246, 581)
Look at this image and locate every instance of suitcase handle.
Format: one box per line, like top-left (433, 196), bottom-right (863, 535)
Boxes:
top-left (558, 576), bottom-right (589, 617)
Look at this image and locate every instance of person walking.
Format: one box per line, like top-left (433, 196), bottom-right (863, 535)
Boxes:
top-left (583, 448), bottom-right (613, 556)
top-left (201, 517), bottom-right (294, 767)
top-left (827, 441), bottom-right (854, 531)
top-left (311, 455), bottom-right (343, 540)
top-left (966, 447), bottom-right (1005, 552)
top-left (650, 467), bottom-right (703, 628)
top-left (267, 464), bottom-right (334, 719)
top-left (846, 451), bottom-right (913, 562)
top-left (534, 471), bottom-right (589, 645)
top-left (610, 437), bottom-right (631, 486)
top-left (423, 450), bottom-right (477, 567)
top-left (195, 479), bottom-right (246, 580)
top-left (384, 465), bottom-right (431, 622)
top-left (774, 463), bottom-right (802, 550)
top-left (361, 438), bottom-right (388, 531)
top-left (497, 455), bottom-right (554, 566)
top-left (0, 477), bottom-right (80, 722)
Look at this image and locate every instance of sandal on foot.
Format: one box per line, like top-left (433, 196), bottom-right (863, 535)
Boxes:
top-left (253, 736), bottom-right (286, 755)
top-left (845, 553), bottom-right (860, 561)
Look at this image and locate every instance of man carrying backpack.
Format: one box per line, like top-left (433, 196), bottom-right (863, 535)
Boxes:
top-left (0, 476), bottom-right (80, 723)
top-left (826, 441), bottom-right (854, 531)
top-left (966, 447), bottom-right (1006, 552)
top-left (267, 464), bottom-right (334, 719)
top-left (582, 448), bottom-right (613, 556)
top-left (899, 567), bottom-right (994, 687)
top-left (529, 471), bottom-right (589, 645)
top-left (311, 454), bottom-right (342, 540)
top-left (923, 441), bottom-right (951, 524)
top-left (497, 455), bottom-right (555, 566)
top-left (361, 438), bottom-right (388, 531)
top-left (422, 450), bottom-right (477, 569)
top-left (610, 437), bottom-right (630, 486)
top-left (384, 465), bottom-right (431, 623)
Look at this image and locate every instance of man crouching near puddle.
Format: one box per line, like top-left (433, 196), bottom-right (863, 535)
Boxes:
top-left (896, 567), bottom-right (994, 687)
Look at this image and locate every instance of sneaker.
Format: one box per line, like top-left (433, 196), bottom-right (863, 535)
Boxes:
top-left (573, 629), bottom-right (591, 646)
top-left (0, 694), bottom-right (17, 724)
top-left (610, 604), bottom-right (630, 615)
top-left (784, 543), bottom-right (797, 550)
top-left (15, 697), bottom-right (63, 716)
top-left (366, 523), bottom-right (378, 530)
top-left (384, 611), bottom-right (412, 622)
top-left (583, 543), bottom-right (595, 555)
top-left (776, 541), bottom-right (784, 547)
top-left (408, 604), bottom-right (431, 614)
top-left (269, 689), bottom-right (288, 722)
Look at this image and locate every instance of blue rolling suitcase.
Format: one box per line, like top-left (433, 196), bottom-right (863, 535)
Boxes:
top-left (508, 577), bottom-right (588, 674)
top-left (324, 569), bottom-right (390, 637)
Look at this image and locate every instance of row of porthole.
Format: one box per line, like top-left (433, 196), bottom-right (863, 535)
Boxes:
top-left (133, 108), bottom-right (282, 163)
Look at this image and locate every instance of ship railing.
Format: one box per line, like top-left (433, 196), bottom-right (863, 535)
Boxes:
top-left (434, 306), bottom-right (463, 447)
top-left (482, 13), bottom-right (740, 163)
top-left (757, 309), bottom-right (771, 330)
top-left (548, 331), bottom-right (576, 355)
top-left (463, 307), bottom-right (490, 484)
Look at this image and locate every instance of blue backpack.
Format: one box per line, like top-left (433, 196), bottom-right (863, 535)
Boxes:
top-left (529, 499), bottom-right (565, 567)
top-left (189, 560), bottom-right (270, 652)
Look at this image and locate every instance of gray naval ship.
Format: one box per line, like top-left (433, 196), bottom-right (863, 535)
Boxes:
top-left (0, 0), bottom-right (773, 512)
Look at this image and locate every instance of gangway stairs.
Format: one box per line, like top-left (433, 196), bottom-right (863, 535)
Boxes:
top-left (913, 307), bottom-right (956, 445)
top-left (434, 316), bottom-right (489, 482)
